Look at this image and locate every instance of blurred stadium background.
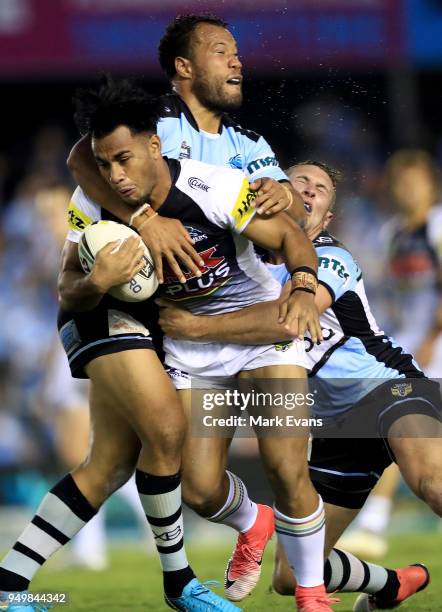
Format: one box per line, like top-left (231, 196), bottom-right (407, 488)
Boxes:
top-left (0, 0), bottom-right (441, 607)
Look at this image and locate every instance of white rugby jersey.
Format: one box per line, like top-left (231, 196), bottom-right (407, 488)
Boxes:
top-left (67, 157), bottom-right (281, 316)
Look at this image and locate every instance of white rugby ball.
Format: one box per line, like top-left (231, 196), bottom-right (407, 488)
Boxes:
top-left (78, 220), bottom-right (158, 302)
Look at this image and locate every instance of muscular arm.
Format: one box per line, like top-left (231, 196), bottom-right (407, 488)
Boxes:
top-left (58, 240), bottom-right (106, 312)
top-left (58, 236), bottom-right (145, 312)
top-left (158, 284), bottom-right (332, 344)
top-left (242, 212), bottom-right (317, 274)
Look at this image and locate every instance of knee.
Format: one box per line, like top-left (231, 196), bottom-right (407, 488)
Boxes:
top-left (266, 460), bottom-right (310, 502)
top-left (418, 475), bottom-right (442, 517)
top-left (182, 472), bottom-right (224, 516)
top-left (143, 423), bottom-right (184, 459)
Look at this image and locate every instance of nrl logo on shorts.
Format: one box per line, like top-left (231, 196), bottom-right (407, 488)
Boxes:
top-left (391, 382), bottom-right (413, 397)
top-left (188, 177), bottom-right (210, 192)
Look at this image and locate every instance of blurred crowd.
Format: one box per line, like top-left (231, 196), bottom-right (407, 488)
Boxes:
top-left (0, 91), bottom-right (441, 516)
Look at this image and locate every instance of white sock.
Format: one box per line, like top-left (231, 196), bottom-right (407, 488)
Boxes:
top-left (207, 471), bottom-right (258, 533)
top-left (275, 495), bottom-right (325, 587)
top-left (136, 470), bottom-right (188, 572)
top-left (354, 496), bottom-right (392, 535)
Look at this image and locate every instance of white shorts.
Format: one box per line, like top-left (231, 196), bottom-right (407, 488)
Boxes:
top-left (164, 337), bottom-right (308, 390)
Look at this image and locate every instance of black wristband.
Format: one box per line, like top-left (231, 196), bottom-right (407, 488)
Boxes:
top-left (291, 286), bottom-right (316, 295)
top-left (290, 266), bottom-right (318, 280)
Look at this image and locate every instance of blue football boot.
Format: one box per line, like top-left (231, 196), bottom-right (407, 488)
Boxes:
top-left (165, 579), bottom-right (242, 611)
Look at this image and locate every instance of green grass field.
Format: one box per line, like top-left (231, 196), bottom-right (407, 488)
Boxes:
top-left (31, 534), bottom-right (441, 611)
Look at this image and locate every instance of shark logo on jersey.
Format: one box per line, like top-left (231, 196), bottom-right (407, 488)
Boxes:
top-left (391, 382), bottom-right (413, 398)
top-left (187, 227), bottom-right (208, 244)
top-left (229, 154), bottom-right (243, 170)
top-left (179, 140), bottom-right (191, 159)
top-left (188, 177), bottom-right (210, 192)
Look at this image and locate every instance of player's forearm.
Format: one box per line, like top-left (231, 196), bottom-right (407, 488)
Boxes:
top-left (281, 181), bottom-right (307, 228)
top-left (189, 302), bottom-right (293, 344)
top-left (58, 268), bottom-right (106, 312)
top-left (67, 135), bottom-right (134, 224)
top-left (281, 223), bottom-right (318, 274)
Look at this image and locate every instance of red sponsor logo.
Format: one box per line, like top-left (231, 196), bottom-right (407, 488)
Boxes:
top-left (164, 246), bottom-right (225, 283)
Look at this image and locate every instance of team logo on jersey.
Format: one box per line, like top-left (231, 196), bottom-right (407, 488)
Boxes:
top-left (229, 154), bottom-right (243, 170)
top-left (246, 156), bottom-right (278, 174)
top-left (179, 140), bottom-right (191, 159)
top-left (67, 202), bottom-right (92, 232)
top-left (188, 177), bottom-right (210, 192)
top-left (231, 179), bottom-right (257, 230)
top-left (391, 382), bottom-right (413, 398)
top-left (187, 227), bottom-right (208, 244)
top-left (164, 246), bottom-right (226, 284)
top-left (318, 256), bottom-right (350, 283)
top-left (163, 245), bottom-right (230, 299)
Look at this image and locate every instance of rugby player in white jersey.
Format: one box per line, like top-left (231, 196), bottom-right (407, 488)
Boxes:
top-left (158, 161), bottom-right (442, 611)
top-left (67, 14), bottom-right (306, 284)
top-left (66, 79), bottom-right (334, 611)
top-left (0, 81), bottom-right (324, 612)
top-left (66, 13), bottom-right (313, 603)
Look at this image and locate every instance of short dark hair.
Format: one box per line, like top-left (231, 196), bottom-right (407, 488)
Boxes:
top-left (73, 75), bottom-right (162, 138)
top-left (158, 14), bottom-right (228, 79)
top-left (286, 160), bottom-right (342, 209)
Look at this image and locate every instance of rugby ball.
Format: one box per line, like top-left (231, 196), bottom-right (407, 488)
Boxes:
top-left (78, 220), bottom-right (158, 302)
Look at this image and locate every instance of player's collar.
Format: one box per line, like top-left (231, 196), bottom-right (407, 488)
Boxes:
top-left (166, 92), bottom-right (227, 135)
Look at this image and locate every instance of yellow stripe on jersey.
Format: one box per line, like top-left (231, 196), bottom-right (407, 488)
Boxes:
top-left (67, 201), bottom-right (93, 232)
top-left (230, 179), bottom-right (257, 231)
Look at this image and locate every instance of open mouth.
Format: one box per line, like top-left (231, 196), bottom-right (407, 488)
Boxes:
top-left (226, 77), bottom-right (242, 86)
top-left (304, 202), bottom-right (312, 214)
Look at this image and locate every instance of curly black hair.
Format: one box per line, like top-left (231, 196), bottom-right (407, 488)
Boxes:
top-left (158, 14), bottom-right (228, 79)
top-left (73, 75), bottom-right (163, 137)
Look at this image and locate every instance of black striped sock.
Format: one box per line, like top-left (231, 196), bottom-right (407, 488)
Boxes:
top-left (135, 470), bottom-right (194, 598)
top-left (0, 474), bottom-right (97, 591)
top-left (324, 548), bottom-right (398, 595)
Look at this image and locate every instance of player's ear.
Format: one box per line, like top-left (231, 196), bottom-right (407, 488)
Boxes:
top-left (323, 211), bottom-right (334, 229)
top-left (148, 134), bottom-right (162, 159)
top-left (174, 56), bottom-right (193, 80)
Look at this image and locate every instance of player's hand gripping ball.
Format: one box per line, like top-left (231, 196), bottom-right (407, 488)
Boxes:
top-left (79, 220), bottom-right (158, 302)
